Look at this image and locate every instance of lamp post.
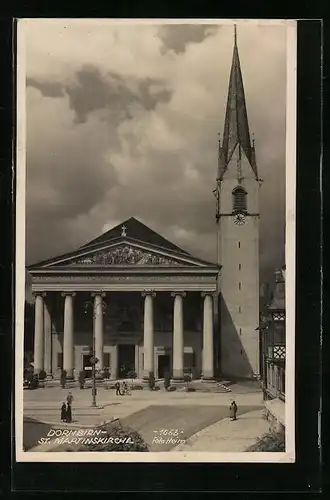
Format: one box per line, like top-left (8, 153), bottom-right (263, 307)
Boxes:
top-left (84, 295), bottom-right (107, 407)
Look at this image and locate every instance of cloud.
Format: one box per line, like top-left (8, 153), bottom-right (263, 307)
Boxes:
top-left (158, 24), bottom-right (219, 54)
top-left (22, 20), bottom-right (288, 283)
top-left (27, 66), bottom-right (173, 124)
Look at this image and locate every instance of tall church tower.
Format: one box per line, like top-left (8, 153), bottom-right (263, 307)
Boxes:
top-left (216, 27), bottom-right (260, 379)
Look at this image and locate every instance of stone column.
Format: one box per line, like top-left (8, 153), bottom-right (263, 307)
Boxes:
top-left (92, 292), bottom-right (106, 373)
top-left (33, 292), bottom-right (46, 374)
top-left (171, 291), bottom-right (186, 381)
top-left (142, 290), bottom-right (156, 379)
top-left (202, 292), bottom-right (214, 380)
top-left (61, 292), bottom-right (76, 379)
top-left (43, 298), bottom-right (52, 377)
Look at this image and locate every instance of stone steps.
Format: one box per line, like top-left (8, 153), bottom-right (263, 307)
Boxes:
top-left (35, 377), bottom-right (233, 394)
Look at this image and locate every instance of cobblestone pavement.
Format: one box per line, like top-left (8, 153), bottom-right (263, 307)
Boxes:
top-left (172, 409), bottom-right (271, 452)
top-left (120, 404), bottom-right (261, 451)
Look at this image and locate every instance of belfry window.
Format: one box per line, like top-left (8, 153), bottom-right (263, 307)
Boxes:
top-left (232, 186), bottom-right (247, 212)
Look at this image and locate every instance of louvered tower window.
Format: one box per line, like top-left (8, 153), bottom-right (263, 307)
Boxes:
top-left (232, 186), bottom-right (247, 212)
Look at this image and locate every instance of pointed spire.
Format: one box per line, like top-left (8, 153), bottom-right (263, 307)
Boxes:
top-left (218, 26), bottom-right (258, 180)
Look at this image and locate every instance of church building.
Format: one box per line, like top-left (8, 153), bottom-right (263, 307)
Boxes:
top-left (27, 28), bottom-right (261, 382)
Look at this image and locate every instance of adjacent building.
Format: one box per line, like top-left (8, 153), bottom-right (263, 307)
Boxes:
top-left (260, 266), bottom-right (286, 401)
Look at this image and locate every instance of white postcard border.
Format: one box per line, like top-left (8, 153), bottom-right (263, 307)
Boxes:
top-left (15, 18), bottom-right (297, 464)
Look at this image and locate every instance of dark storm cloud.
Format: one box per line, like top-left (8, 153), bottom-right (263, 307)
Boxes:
top-left (158, 24), bottom-right (219, 54)
top-left (28, 65), bottom-right (173, 124)
top-left (26, 78), bottom-right (64, 98)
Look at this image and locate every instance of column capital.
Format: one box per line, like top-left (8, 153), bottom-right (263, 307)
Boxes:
top-left (201, 291), bottom-right (216, 298)
top-left (141, 289), bottom-right (156, 298)
top-left (32, 291), bottom-right (46, 298)
top-left (91, 291), bottom-right (106, 298)
top-left (171, 291), bottom-right (186, 298)
top-left (61, 291), bottom-right (76, 297)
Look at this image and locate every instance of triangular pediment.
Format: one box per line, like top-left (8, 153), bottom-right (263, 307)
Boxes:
top-left (33, 240), bottom-right (214, 269)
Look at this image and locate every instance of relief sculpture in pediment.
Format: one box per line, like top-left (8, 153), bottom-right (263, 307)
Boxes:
top-left (68, 245), bottom-right (181, 266)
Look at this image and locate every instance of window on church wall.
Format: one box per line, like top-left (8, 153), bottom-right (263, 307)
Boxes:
top-left (232, 186), bottom-right (247, 212)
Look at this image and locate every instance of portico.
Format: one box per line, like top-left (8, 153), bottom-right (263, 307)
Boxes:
top-left (29, 218), bottom-right (220, 382)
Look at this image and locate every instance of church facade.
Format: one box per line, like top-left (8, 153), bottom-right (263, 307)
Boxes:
top-left (27, 29), bottom-right (261, 381)
top-left (28, 218), bottom-right (220, 381)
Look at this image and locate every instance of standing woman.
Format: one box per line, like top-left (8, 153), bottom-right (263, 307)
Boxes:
top-left (60, 402), bottom-right (67, 422)
top-left (229, 400), bottom-right (238, 421)
top-left (66, 403), bottom-right (72, 423)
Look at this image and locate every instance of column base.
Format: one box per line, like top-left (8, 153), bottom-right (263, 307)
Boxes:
top-left (201, 376), bottom-right (215, 382)
top-left (172, 369), bottom-right (184, 380)
top-left (171, 377), bottom-right (185, 384)
top-left (64, 370), bottom-right (74, 381)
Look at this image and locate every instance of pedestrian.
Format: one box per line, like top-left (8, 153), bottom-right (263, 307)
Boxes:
top-left (60, 402), bottom-right (66, 422)
top-left (66, 391), bottom-right (73, 406)
top-left (66, 403), bottom-right (72, 423)
top-left (229, 400), bottom-right (238, 421)
top-left (122, 381), bottom-right (128, 395)
top-left (115, 381), bottom-right (121, 396)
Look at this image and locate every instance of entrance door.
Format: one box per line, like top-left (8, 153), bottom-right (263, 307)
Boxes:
top-left (83, 354), bottom-right (92, 378)
top-left (118, 344), bottom-right (135, 379)
top-left (158, 354), bottom-right (171, 379)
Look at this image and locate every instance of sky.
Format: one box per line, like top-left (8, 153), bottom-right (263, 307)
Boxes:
top-left (22, 19), bottom-right (290, 288)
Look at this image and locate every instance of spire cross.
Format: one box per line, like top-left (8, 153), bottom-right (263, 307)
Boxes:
top-left (121, 224), bottom-right (127, 237)
top-left (234, 24), bottom-right (237, 45)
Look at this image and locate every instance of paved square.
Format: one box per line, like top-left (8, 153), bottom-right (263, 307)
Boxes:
top-left (23, 384), bottom-right (267, 452)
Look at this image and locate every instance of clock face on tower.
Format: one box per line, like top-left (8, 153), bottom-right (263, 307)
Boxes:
top-left (233, 213), bottom-right (246, 226)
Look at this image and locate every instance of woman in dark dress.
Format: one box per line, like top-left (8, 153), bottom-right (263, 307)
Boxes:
top-left (61, 402), bottom-right (66, 422)
top-left (66, 403), bottom-right (72, 423)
